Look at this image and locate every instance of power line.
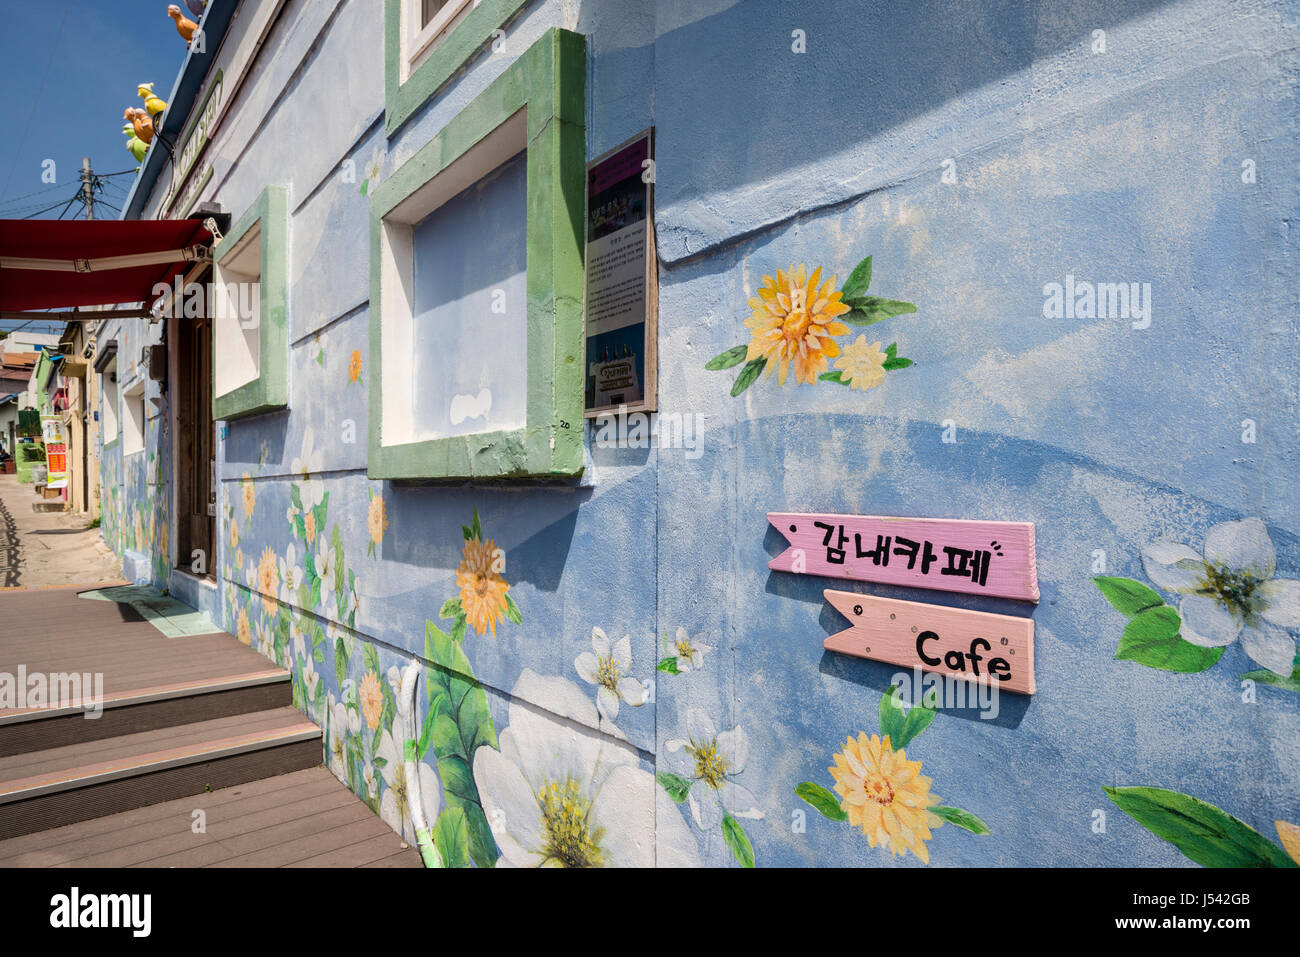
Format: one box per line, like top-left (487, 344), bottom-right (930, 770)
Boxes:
top-left (20, 193), bottom-right (81, 219)
top-left (0, 182), bottom-right (69, 209)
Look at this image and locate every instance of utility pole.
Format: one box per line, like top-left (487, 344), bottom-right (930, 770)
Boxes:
top-left (80, 157), bottom-right (94, 220)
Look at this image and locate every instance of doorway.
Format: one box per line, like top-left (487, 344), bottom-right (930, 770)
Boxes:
top-left (173, 283), bottom-right (215, 578)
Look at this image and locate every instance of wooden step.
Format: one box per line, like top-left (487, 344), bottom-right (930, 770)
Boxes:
top-left (0, 668), bottom-right (291, 756)
top-left (0, 707), bottom-right (321, 840)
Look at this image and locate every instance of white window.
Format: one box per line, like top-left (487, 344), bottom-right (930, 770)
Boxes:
top-left (100, 362), bottom-right (119, 445)
top-left (404, 0), bottom-right (478, 80)
top-left (212, 221), bottom-right (262, 400)
top-left (122, 380), bottom-right (146, 457)
top-left (377, 108), bottom-right (527, 449)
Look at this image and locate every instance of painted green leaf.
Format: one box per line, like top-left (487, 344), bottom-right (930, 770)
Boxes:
top-left (361, 641), bottom-right (381, 678)
top-left (439, 596), bottom-right (462, 619)
top-left (290, 484), bottom-right (303, 512)
top-left (705, 344), bottom-right (749, 371)
top-left (882, 356), bottom-right (912, 370)
top-left (432, 805), bottom-right (471, 869)
top-left (503, 592), bottom-right (522, 624)
top-left (471, 508), bottom-right (482, 541)
top-left (334, 635), bottom-right (349, 687)
top-left (312, 492), bottom-right (329, 539)
top-left (721, 812), bottom-right (755, 868)
top-left (425, 620), bottom-right (500, 868)
top-left (843, 297), bottom-right (917, 326)
top-left (1115, 606), bottom-right (1225, 673)
top-left (656, 771), bottom-right (691, 803)
top-left (879, 685), bottom-right (937, 749)
top-left (1240, 666), bottom-right (1300, 692)
top-left (417, 691), bottom-right (443, 759)
top-left (932, 805), bottom-right (991, 834)
top-left (1103, 786), bottom-right (1297, 868)
top-left (795, 782), bottom-right (847, 821)
top-left (1094, 576), bottom-right (1165, 617)
top-left (450, 613), bottom-right (467, 644)
top-left (731, 357), bottom-right (767, 397)
top-left (841, 255), bottom-right (873, 300)
top-left (657, 656), bottom-right (681, 674)
top-left (818, 371), bottom-right (851, 386)
top-left (331, 525), bottom-right (346, 611)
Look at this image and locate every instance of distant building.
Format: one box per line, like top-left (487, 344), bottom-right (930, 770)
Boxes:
top-left (0, 331), bottom-right (61, 357)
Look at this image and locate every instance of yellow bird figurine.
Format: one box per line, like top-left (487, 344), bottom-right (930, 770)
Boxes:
top-left (124, 107), bottom-right (154, 145)
top-left (138, 83), bottom-right (167, 119)
top-left (167, 5), bottom-right (198, 45)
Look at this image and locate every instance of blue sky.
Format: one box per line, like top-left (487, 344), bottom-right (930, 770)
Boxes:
top-left (1, 0), bottom-right (197, 333)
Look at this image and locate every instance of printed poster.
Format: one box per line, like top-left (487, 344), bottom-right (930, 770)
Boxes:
top-left (584, 129), bottom-right (657, 415)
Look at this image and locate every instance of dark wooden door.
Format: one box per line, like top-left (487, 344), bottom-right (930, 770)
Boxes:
top-left (175, 301), bottom-right (215, 577)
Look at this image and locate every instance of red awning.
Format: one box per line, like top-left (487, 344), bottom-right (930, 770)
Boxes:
top-left (0, 218), bottom-right (213, 312)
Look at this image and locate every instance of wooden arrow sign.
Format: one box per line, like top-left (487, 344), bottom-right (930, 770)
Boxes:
top-left (824, 590), bottom-right (1036, 694)
top-left (769, 512), bottom-right (1038, 602)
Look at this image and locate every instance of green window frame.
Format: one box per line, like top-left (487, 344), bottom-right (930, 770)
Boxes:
top-left (368, 27), bottom-right (585, 480)
top-left (211, 185), bottom-right (289, 422)
top-left (385, 0), bottom-right (531, 136)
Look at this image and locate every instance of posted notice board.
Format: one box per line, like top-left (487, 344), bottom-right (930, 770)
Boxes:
top-left (583, 129), bottom-right (657, 416)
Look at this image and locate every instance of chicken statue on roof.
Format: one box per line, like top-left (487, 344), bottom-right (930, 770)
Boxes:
top-left (123, 122), bottom-right (148, 163)
top-left (124, 107), bottom-right (154, 145)
top-left (137, 83), bottom-right (167, 121)
top-left (168, 5), bottom-right (198, 46)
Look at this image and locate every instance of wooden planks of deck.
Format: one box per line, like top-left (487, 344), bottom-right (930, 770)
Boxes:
top-left (0, 767), bottom-right (422, 868)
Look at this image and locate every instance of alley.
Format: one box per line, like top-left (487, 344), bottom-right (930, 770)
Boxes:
top-left (0, 474), bottom-right (122, 589)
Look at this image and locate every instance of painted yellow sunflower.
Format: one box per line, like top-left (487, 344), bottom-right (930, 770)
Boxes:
top-left (359, 669), bottom-right (384, 730)
top-left (457, 536), bottom-right (510, 637)
top-left (368, 494), bottom-right (388, 546)
top-left (304, 510), bottom-right (316, 545)
top-left (242, 473), bottom-right (255, 519)
top-left (349, 349), bottom-right (363, 384)
top-left (229, 519), bottom-right (240, 551)
top-left (745, 264), bottom-right (852, 385)
top-left (829, 732), bottom-right (942, 863)
top-left (235, 608), bottom-right (251, 646)
top-left (256, 547), bottom-right (279, 617)
top-left (834, 336), bottom-right (888, 390)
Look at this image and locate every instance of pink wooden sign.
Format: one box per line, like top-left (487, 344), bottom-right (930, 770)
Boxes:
top-left (768, 512), bottom-right (1038, 602)
top-left (824, 590), bottom-right (1035, 694)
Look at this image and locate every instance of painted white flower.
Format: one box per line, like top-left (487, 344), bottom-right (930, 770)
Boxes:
top-left (375, 729), bottom-right (441, 845)
top-left (1142, 517), bottom-right (1300, 676)
top-left (666, 627), bottom-right (712, 673)
top-left (301, 654), bottom-right (320, 706)
top-left (279, 543), bottom-right (304, 605)
top-left (314, 538), bottom-right (335, 610)
top-left (254, 617), bottom-right (275, 658)
top-left (362, 764), bottom-right (379, 802)
top-left (360, 144), bottom-right (385, 195)
top-left (290, 617), bottom-right (307, 662)
top-left (665, 709), bottom-right (764, 832)
top-left (326, 693), bottom-right (349, 780)
top-left (474, 670), bottom-right (699, 867)
top-left (291, 428), bottom-right (325, 511)
top-left (574, 627), bottom-right (646, 721)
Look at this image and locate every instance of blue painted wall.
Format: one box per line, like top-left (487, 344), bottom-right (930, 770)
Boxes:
top-left (97, 0), bottom-right (1300, 867)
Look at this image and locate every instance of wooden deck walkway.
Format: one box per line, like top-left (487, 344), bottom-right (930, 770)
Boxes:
top-left (0, 767), bottom-right (421, 868)
top-left (0, 584), bottom-right (421, 867)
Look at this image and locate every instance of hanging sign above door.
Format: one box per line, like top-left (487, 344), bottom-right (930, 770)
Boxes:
top-left (768, 512), bottom-right (1039, 602)
top-left (824, 590), bottom-right (1036, 694)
